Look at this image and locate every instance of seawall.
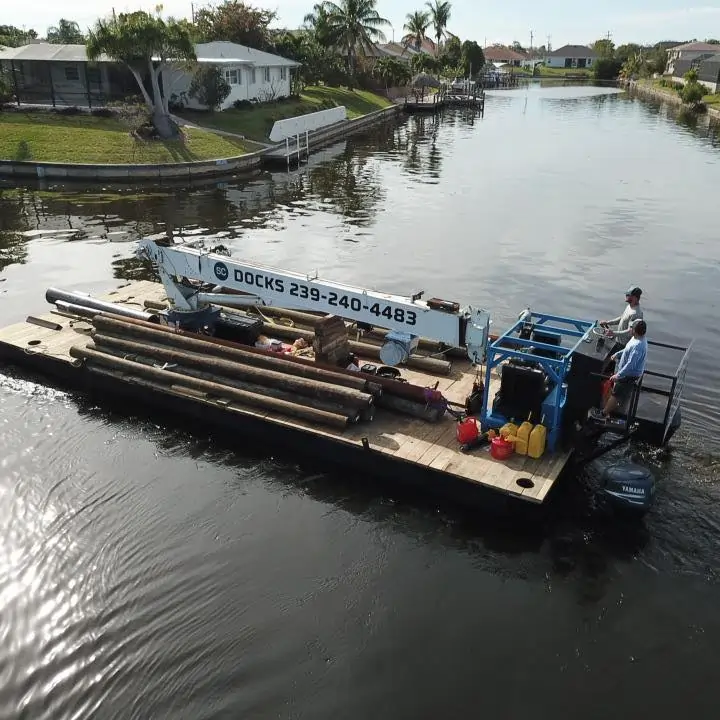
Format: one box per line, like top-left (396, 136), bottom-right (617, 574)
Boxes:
top-left (624, 80), bottom-right (720, 122)
top-left (0, 104), bottom-right (404, 182)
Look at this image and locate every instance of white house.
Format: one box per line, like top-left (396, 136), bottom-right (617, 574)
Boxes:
top-left (164, 42), bottom-right (301, 110)
top-left (545, 45), bottom-right (597, 69)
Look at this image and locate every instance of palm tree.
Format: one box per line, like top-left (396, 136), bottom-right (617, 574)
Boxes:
top-left (321, 0), bottom-right (391, 79)
top-left (402, 10), bottom-right (430, 52)
top-left (87, 10), bottom-right (196, 138)
top-left (425, 0), bottom-right (451, 57)
top-left (303, 3), bottom-right (336, 47)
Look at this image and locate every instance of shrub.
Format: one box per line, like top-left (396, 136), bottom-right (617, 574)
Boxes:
top-left (91, 107), bottom-right (115, 117)
top-left (233, 99), bottom-right (253, 110)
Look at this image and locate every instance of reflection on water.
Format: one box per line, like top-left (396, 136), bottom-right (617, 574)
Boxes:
top-left (0, 85), bottom-right (719, 720)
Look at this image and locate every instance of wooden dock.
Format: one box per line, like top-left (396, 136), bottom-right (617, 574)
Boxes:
top-left (0, 280), bottom-right (570, 507)
top-left (403, 87), bottom-right (485, 115)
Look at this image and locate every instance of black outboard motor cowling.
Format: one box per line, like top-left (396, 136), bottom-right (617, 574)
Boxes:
top-left (600, 462), bottom-right (656, 513)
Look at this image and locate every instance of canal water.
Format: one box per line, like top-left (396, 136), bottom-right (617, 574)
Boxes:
top-left (0, 84), bottom-right (718, 719)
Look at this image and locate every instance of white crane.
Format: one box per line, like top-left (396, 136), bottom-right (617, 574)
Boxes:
top-left (136, 239), bottom-right (491, 366)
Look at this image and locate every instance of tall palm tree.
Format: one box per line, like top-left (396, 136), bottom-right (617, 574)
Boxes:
top-left (402, 10), bottom-right (430, 52)
top-left (425, 0), bottom-right (451, 57)
top-left (322, 0), bottom-right (390, 78)
top-left (303, 3), bottom-right (336, 47)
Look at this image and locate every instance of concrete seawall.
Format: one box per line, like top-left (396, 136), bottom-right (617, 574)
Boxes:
top-left (624, 80), bottom-right (720, 122)
top-left (0, 103), bottom-right (404, 182)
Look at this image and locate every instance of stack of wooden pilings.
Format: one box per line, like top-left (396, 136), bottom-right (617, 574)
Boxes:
top-left (312, 315), bottom-right (350, 366)
top-left (69, 314), bottom-right (381, 430)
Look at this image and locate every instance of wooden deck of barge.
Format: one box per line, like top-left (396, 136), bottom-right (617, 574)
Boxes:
top-left (0, 280), bottom-right (571, 505)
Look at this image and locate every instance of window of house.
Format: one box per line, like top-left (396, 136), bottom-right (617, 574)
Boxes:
top-left (64, 66), bottom-right (80, 81)
top-left (250, 68), bottom-right (256, 84)
top-left (224, 69), bottom-right (239, 85)
top-left (264, 66), bottom-right (270, 82)
top-left (280, 66), bottom-right (287, 80)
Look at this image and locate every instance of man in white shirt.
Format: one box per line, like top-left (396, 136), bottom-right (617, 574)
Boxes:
top-left (600, 286), bottom-right (644, 350)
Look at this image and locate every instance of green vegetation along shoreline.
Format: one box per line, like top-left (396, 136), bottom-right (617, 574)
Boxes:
top-left (0, 87), bottom-right (391, 165)
top-left (178, 86), bottom-right (393, 143)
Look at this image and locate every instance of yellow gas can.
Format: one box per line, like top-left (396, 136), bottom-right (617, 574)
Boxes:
top-left (499, 421), bottom-right (518, 439)
top-left (527, 416), bottom-right (547, 459)
top-left (515, 413), bottom-right (534, 456)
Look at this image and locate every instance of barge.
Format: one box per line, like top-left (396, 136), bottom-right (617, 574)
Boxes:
top-left (0, 239), bottom-right (691, 514)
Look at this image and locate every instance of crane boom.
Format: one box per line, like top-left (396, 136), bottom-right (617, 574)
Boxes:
top-left (136, 239), bottom-right (490, 363)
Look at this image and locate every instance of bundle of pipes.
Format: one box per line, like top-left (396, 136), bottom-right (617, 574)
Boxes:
top-left (69, 314), bottom-right (381, 430)
top-left (143, 299), bottom-right (453, 375)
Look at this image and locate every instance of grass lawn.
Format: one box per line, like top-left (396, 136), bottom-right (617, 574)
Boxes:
top-left (0, 112), bottom-right (257, 164)
top-left (179, 86), bottom-right (393, 143)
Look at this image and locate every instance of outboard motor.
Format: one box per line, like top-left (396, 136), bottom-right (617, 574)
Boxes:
top-left (599, 462), bottom-right (656, 514)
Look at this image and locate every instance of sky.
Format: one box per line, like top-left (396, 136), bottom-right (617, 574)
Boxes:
top-left (4, 0), bottom-right (720, 48)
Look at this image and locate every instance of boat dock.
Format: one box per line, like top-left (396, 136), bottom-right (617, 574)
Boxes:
top-left (403, 86), bottom-right (486, 115)
top-left (0, 280), bottom-right (570, 509)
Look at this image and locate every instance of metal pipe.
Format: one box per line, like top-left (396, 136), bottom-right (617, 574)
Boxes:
top-left (47, 288), bottom-right (160, 323)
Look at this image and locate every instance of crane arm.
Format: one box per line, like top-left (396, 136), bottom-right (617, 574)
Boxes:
top-left (136, 239), bottom-right (490, 363)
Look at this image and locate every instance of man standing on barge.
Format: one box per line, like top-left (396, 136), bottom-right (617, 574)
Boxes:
top-left (591, 319), bottom-right (648, 421)
top-left (600, 286), bottom-right (644, 352)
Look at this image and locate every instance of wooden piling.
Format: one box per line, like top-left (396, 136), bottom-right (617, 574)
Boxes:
top-left (71, 345), bottom-right (352, 430)
top-left (89, 332), bottom-right (374, 411)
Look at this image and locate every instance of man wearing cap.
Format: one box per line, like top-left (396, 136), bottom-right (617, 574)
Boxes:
top-left (595, 318), bottom-right (648, 419)
top-left (599, 286), bottom-right (644, 351)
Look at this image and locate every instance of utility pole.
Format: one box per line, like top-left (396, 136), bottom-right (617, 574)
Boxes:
top-left (546, 34), bottom-right (551, 53)
top-left (530, 30), bottom-right (534, 53)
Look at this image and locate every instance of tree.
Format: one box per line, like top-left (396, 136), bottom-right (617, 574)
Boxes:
top-left (322, 0), bottom-right (391, 82)
top-left (373, 56), bottom-right (410, 88)
top-left (425, 0), bottom-right (451, 56)
top-left (189, 65), bottom-right (231, 109)
top-left (592, 38), bottom-right (615, 60)
top-left (460, 40), bottom-right (484, 77)
top-left (410, 52), bottom-right (439, 74)
top-left (439, 35), bottom-right (461, 69)
top-left (402, 10), bottom-right (430, 51)
top-left (614, 43), bottom-right (642, 64)
top-left (87, 10), bottom-right (196, 138)
top-left (194, 1), bottom-right (276, 51)
top-left (303, 4), bottom-right (337, 47)
top-left (0, 25), bottom-right (37, 47)
top-left (47, 19), bottom-right (85, 44)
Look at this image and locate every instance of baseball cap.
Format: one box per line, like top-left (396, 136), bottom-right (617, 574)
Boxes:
top-left (625, 286), bottom-right (642, 298)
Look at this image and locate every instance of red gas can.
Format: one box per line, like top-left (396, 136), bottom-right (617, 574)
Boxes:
top-left (456, 417), bottom-right (479, 445)
top-left (490, 436), bottom-right (514, 461)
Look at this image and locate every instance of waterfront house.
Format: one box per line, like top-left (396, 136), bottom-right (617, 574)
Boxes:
top-left (665, 41), bottom-right (720, 76)
top-left (0, 40), bottom-right (300, 109)
top-left (164, 42), bottom-right (300, 109)
top-left (671, 53), bottom-right (720, 93)
top-left (0, 43), bottom-right (135, 106)
top-left (483, 45), bottom-right (525, 67)
top-left (545, 45), bottom-right (597, 69)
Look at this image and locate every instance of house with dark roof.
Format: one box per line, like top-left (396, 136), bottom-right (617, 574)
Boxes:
top-left (671, 53), bottom-right (720, 93)
top-left (545, 45), bottom-right (597, 69)
top-left (665, 41), bottom-right (720, 75)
